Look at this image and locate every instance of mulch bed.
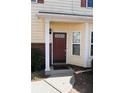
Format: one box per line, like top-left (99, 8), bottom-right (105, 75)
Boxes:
top-left (69, 65), bottom-right (93, 93)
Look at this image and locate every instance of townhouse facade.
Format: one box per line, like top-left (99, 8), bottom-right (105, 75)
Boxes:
top-left (31, 0), bottom-right (93, 72)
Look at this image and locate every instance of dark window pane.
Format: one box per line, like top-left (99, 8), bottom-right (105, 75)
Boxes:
top-left (91, 32), bottom-right (93, 43)
top-left (73, 44), bottom-right (80, 55)
top-left (91, 45), bottom-right (93, 56)
top-left (88, 0), bottom-right (93, 7)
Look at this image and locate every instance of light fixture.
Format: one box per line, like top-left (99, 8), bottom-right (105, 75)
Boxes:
top-left (49, 28), bottom-right (52, 34)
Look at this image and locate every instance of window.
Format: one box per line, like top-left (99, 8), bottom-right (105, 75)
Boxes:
top-left (37, 0), bottom-right (44, 3)
top-left (91, 32), bottom-right (93, 56)
top-left (81, 0), bottom-right (86, 7)
top-left (81, 0), bottom-right (93, 7)
top-left (31, 0), bottom-right (36, 2)
top-left (31, 0), bottom-right (44, 3)
top-left (88, 0), bottom-right (93, 7)
top-left (72, 32), bottom-right (80, 55)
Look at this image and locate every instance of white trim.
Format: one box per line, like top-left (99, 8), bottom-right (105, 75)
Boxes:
top-left (52, 32), bottom-right (67, 64)
top-left (37, 13), bottom-right (93, 22)
top-left (72, 32), bottom-right (81, 56)
top-left (66, 32), bottom-right (68, 64)
top-left (86, 0), bottom-right (88, 8)
top-left (45, 18), bottom-right (50, 71)
top-left (51, 31), bottom-right (53, 65)
top-left (84, 23), bottom-right (89, 67)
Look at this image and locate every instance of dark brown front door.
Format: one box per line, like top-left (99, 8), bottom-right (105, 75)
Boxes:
top-left (53, 33), bottom-right (66, 63)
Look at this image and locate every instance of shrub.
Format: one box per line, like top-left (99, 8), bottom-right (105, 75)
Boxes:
top-left (31, 48), bottom-right (45, 72)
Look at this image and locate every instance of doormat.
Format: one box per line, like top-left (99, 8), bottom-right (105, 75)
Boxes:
top-left (53, 65), bottom-right (69, 70)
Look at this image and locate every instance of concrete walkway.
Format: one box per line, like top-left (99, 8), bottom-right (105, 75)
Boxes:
top-left (32, 74), bottom-right (74, 93)
top-left (32, 80), bottom-right (59, 93)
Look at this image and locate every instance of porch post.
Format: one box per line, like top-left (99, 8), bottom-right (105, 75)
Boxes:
top-left (45, 18), bottom-right (50, 71)
top-left (84, 22), bottom-right (89, 67)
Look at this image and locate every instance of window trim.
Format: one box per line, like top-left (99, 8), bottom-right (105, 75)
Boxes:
top-left (86, 0), bottom-right (88, 8)
top-left (72, 32), bottom-right (81, 56)
top-left (81, 0), bottom-right (93, 8)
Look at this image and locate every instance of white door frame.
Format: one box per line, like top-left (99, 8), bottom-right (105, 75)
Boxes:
top-left (52, 32), bottom-right (67, 64)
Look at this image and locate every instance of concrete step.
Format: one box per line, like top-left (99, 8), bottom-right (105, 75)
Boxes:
top-left (45, 66), bottom-right (74, 76)
top-left (52, 63), bottom-right (67, 66)
top-left (50, 69), bottom-right (74, 75)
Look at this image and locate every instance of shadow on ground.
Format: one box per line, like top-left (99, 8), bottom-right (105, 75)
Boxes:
top-left (31, 65), bottom-right (93, 93)
top-left (69, 65), bottom-right (93, 93)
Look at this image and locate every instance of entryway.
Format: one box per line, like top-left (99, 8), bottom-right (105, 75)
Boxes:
top-left (53, 32), bottom-right (67, 64)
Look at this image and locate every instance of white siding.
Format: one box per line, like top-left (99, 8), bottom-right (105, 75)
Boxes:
top-left (72, 0), bottom-right (93, 15)
top-left (32, 0), bottom-right (92, 15)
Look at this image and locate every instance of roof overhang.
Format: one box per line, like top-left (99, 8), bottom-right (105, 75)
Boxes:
top-left (37, 12), bottom-right (93, 22)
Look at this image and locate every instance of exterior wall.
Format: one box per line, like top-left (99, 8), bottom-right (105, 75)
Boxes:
top-left (31, 0), bottom-right (93, 67)
top-left (31, 19), bottom-right (93, 67)
top-left (50, 22), bottom-right (86, 67)
top-left (31, 7), bottom-right (45, 43)
top-left (51, 22), bottom-right (93, 67)
top-left (31, 43), bottom-right (52, 65)
top-left (31, 17), bottom-right (93, 67)
top-left (32, 0), bottom-right (92, 15)
top-left (31, 0), bottom-right (93, 43)
top-left (31, 43), bottom-right (45, 55)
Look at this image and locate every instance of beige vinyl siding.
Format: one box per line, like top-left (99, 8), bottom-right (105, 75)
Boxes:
top-left (50, 22), bottom-right (86, 67)
top-left (31, 4), bottom-right (45, 43)
top-left (31, 0), bottom-right (92, 43)
top-left (31, 0), bottom-right (93, 67)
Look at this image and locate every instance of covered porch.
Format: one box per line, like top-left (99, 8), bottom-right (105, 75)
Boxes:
top-left (37, 12), bottom-right (93, 74)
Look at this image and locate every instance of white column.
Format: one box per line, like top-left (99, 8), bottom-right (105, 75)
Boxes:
top-left (45, 18), bottom-right (50, 71)
top-left (84, 23), bottom-right (89, 67)
top-left (51, 31), bottom-right (53, 65)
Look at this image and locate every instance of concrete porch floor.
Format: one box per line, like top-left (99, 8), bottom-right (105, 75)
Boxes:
top-left (45, 64), bottom-right (74, 75)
